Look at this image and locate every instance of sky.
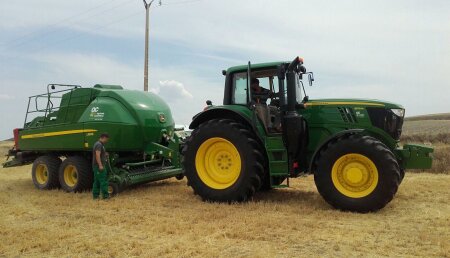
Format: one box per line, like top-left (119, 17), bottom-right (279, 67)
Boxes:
top-left (0, 0), bottom-right (449, 139)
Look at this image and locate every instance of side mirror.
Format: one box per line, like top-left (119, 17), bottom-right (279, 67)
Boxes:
top-left (308, 73), bottom-right (314, 86)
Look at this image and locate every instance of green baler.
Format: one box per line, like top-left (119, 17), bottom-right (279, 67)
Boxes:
top-left (3, 84), bottom-right (186, 195)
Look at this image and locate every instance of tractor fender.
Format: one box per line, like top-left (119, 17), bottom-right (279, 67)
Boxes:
top-left (189, 108), bottom-right (263, 144)
top-left (308, 129), bottom-right (364, 173)
top-left (190, 108), bottom-right (253, 130)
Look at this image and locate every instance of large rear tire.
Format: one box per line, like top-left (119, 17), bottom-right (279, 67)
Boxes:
top-left (183, 119), bottom-right (264, 202)
top-left (32, 156), bottom-right (61, 190)
top-left (59, 156), bottom-right (93, 193)
top-left (314, 135), bottom-right (400, 213)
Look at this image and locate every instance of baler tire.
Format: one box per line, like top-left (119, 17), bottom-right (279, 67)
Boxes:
top-left (182, 119), bottom-right (264, 202)
top-left (108, 182), bottom-right (120, 197)
top-left (314, 134), bottom-right (400, 213)
top-left (32, 156), bottom-right (61, 190)
top-left (59, 156), bottom-right (93, 193)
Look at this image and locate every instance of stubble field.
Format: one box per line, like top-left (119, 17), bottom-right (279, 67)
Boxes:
top-left (1, 117), bottom-right (449, 257)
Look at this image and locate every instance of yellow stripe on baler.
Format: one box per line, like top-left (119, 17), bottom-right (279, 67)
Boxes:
top-left (21, 129), bottom-right (97, 139)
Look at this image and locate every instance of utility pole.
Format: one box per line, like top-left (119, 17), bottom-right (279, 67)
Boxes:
top-left (142, 0), bottom-right (155, 92)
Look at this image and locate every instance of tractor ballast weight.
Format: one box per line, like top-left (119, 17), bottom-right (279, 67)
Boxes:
top-left (3, 84), bottom-right (186, 195)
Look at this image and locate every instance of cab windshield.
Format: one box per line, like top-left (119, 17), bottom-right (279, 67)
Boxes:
top-left (231, 69), bottom-right (304, 107)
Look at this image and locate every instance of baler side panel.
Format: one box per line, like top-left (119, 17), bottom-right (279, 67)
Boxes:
top-left (80, 96), bottom-right (142, 151)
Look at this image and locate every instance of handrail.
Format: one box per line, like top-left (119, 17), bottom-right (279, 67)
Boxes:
top-left (23, 83), bottom-right (82, 127)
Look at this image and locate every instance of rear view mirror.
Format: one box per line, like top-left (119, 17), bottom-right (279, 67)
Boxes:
top-left (308, 73), bottom-right (314, 86)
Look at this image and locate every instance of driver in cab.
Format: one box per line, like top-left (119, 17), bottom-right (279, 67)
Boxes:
top-left (251, 78), bottom-right (272, 104)
top-left (250, 78), bottom-right (273, 130)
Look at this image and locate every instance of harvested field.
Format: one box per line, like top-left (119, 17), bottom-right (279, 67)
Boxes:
top-left (402, 120), bottom-right (450, 136)
top-left (402, 120), bottom-right (450, 174)
top-left (405, 113), bottom-right (450, 121)
top-left (0, 141), bottom-right (449, 257)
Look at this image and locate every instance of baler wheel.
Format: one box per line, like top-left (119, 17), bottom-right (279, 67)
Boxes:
top-left (108, 182), bottom-right (120, 196)
top-left (59, 156), bottom-right (93, 193)
top-left (31, 156), bottom-right (61, 190)
top-left (182, 119), bottom-right (264, 202)
top-left (314, 134), bottom-right (400, 213)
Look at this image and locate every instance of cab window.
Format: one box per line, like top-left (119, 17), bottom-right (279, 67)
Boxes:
top-left (232, 72), bottom-right (248, 105)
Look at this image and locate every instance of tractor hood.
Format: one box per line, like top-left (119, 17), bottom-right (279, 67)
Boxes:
top-left (304, 99), bottom-right (403, 109)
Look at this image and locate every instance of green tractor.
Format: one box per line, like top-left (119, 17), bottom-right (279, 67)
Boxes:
top-left (183, 57), bottom-right (433, 212)
top-left (3, 84), bottom-right (186, 195)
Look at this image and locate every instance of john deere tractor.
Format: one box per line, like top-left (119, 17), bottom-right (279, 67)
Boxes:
top-left (3, 84), bottom-right (187, 195)
top-left (183, 56), bottom-right (433, 212)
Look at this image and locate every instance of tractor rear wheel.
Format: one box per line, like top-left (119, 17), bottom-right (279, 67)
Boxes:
top-left (32, 156), bottom-right (61, 190)
top-left (183, 119), bottom-right (264, 202)
top-left (314, 135), bottom-right (400, 213)
top-left (59, 156), bottom-right (93, 193)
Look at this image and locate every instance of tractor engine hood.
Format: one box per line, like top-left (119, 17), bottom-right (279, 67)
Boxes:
top-left (303, 98), bottom-right (405, 141)
top-left (304, 98), bottom-right (403, 109)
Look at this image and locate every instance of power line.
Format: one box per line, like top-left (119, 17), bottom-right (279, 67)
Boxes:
top-left (29, 10), bottom-right (142, 53)
top-left (2, 0), bottom-right (134, 49)
top-left (2, 0), bottom-right (209, 54)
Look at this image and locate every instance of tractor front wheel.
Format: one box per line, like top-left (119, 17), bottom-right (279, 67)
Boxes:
top-left (314, 135), bottom-right (400, 213)
top-left (183, 119), bottom-right (264, 202)
top-left (32, 156), bottom-right (61, 190)
top-left (59, 156), bottom-right (93, 192)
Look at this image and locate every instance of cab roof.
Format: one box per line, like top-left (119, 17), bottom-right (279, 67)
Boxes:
top-left (226, 61), bottom-right (286, 74)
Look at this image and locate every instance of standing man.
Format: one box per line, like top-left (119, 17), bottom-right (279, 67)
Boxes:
top-left (92, 133), bottom-right (110, 199)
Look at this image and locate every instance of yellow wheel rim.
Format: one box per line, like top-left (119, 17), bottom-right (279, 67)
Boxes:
top-left (108, 185), bottom-right (114, 195)
top-left (35, 164), bottom-right (49, 185)
top-left (63, 165), bottom-right (78, 187)
top-left (331, 153), bottom-right (378, 198)
top-left (195, 137), bottom-right (242, 189)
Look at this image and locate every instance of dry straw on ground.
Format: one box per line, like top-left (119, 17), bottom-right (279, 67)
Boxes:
top-left (0, 141), bottom-right (449, 257)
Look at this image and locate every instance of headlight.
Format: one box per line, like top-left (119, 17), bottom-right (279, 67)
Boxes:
top-left (391, 108), bottom-right (405, 117)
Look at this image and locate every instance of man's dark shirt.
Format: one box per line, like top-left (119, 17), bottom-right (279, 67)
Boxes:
top-left (251, 86), bottom-right (271, 104)
top-left (92, 141), bottom-right (107, 168)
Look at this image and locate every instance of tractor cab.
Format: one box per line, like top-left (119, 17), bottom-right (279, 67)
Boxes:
top-left (223, 58), bottom-right (313, 134)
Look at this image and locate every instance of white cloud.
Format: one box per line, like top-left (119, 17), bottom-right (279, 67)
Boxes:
top-left (152, 80), bottom-right (193, 100)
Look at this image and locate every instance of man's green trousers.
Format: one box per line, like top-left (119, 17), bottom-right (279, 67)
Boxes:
top-left (93, 166), bottom-right (109, 199)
